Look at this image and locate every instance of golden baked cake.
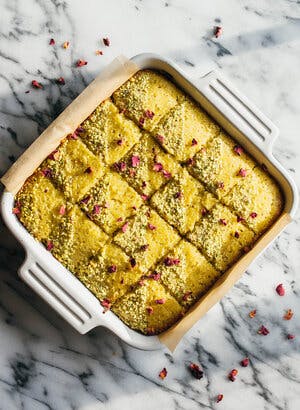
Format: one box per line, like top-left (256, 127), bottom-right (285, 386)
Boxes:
top-left (14, 69), bottom-right (283, 335)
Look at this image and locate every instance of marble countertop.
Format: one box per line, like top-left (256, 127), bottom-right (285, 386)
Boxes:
top-left (1, 0), bottom-right (300, 409)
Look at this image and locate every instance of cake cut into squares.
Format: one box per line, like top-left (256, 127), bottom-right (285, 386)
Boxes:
top-left (151, 169), bottom-right (217, 235)
top-left (114, 134), bottom-right (180, 196)
top-left (112, 279), bottom-right (185, 335)
top-left (112, 69), bottom-right (183, 131)
top-left (153, 98), bottom-right (220, 161)
top-left (152, 240), bottom-right (221, 307)
top-left (113, 205), bottom-right (180, 272)
top-left (79, 171), bottom-right (143, 234)
top-left (50, 206), bottom-right (108, 271)
top-left (47, 138), bottom-right (104, 202)
top-left (189, 132), bottom-right (256, 199)
top-left (187, 203), bottom-right (255, 271)
top-left (15, 172), bottom-right (66, 242)
top-left (223, 166), bottom-right (283, 234)
top-left (75, 243), bottom-right (143, 304)
top-left (80, 99), bottom-right (142, 165)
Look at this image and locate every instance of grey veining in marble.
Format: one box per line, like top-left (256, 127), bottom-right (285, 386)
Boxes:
top-left (0, 1), bottom-right (300, 409)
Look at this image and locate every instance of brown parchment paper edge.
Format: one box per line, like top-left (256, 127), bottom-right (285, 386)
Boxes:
top-left (1, 55), bottom-right (139, 194)
top-left (159, 212), bottom-right (291, 352)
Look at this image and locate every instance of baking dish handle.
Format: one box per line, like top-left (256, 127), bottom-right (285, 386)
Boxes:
top-left (18, 251), bottom-right (103, 334)
top-left (196, 70), bottom-right (279, 154)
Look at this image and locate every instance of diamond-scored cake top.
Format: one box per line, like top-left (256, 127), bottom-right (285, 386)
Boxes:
top-left (14, 69), bottom-right (283, 335)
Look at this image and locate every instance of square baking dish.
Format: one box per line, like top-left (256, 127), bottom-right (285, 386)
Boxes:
top-left (1, 54), bottom-right (298, 350)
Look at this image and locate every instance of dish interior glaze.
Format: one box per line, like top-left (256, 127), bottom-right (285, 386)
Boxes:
top-left (14, 69), bottom-right (283, 335)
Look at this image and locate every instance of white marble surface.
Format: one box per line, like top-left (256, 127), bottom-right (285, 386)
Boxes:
top-left (0, 1), bottom-right (300, 409)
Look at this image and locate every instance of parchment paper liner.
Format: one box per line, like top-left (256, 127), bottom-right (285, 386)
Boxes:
top-left (1, 56), bottom-right (291, 352)
top-left (1, 55), bottom-right (139, 194)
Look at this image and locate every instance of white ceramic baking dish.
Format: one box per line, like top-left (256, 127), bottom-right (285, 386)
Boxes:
top-left (1, 53), bottom-right (298, 350)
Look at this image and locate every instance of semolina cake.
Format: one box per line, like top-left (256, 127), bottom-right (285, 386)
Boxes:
top-left (79, 171), bottom-right (143, 234)
top-left (112, 69), bottom-right (183, 131)
top-left (153, 98), bottom-right (220, 161)
top-left (152, 239), bottom-right (221, 307)
top-left (80, 99), bottom-right (142, 165)
top-left (113, 133), bottom-right (180, 197)
top-left (113, 206), bottom-right (180, 272)
top-left (75, 243), bottom-right (142, 304)
top-left (151, 168), bottom-right (217, 235)
top-left (14, 68), bottom-right (283, 335)
top-left (187, 203), bottom-right (255, 271)
top-left (112, 279), bottom-right (185, 335)
top-left (188, 132), bottom-right (256, 199)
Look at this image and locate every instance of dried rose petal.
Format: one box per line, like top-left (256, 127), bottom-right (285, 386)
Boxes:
top-left (100, 298), bottom-right (111, 312)
top-left (237, 215), bottom-right (245, 223)
top-left (155, 298), bottom-right (166, 305)
top-left (117, 217), bottom-right (123, 222)
top-left (162, 169), bottom-right (172, 178)
top-left (81, 195), bottom-right (91, 204)
top-left (67, 131), bottom-right (78, 140)
top-left (146, 306), bottom-right (154, 315)
top-left (164, 257), bottom-right (180, 266)
top-left (95, 50), bottom-right (103, 55)
top-left (201, 208), bottom-right (208, 216)
top-left (240, 358), bottom-right (249, 367)
top-left (189, 363), bottom-right (203, 379)
top-left (233, 145), bottom-right (243, 156)
top-left (249, 309), bottom-right (256, 318)
top-left (49, 38), bottom-right (55, 45)
top-left (250, 212), bottom-right (257, 219)
top-left (283, 309), bottom-right (293, 320)
top-left (234, 231), bottom-right (240, 238)
top-left (145, 224), bottom-right (156, 233)
top-left (62, 41), bottom-right (70, 49)
top-left (131, 155), bottom-right (140, 167)
top-left (148, 271), bottom-right (161, 281)
top-left (59, 205), bottom-right (66, 215)
top-left (56, 77), bottom-right (65, 85)
top-left (141, 194), bottom-right (149, 201)
top-left (117, 139), bottom-right (123, 146)
top-left (144, 109), bottom-right (154, 119)
top-left (191, 138), bottom-right (198, 146)
top-left (216, 394), bottom-right (223, 403)
top-left (32, 80), bottom-right (43, 89)
top-left (258, 325), bottom-right (269, 335)
top-left (228, 369), bottom-right (238, 382)
top-left (276, 283), bottom-right (285, 296)
top-left (103, 37), bottom-right (110, 46)
top-left (174, 191), bottom-right (183, 199)
top-left (46, 241), bottom-right (54, 251)
top-left (156, 134), bottom-right (164, 143)
top-left (93, 204), bottom-right (101, 215)
top-left (108, 265), bottom-right (117, 273)
top-left (186, 158), bottom-right (195, 167)
top-left (12, 206), bottom-right (21, 215)
top-left (41, 168), bottom-right (52, 178)
top-left (182, 291), bottom-right (192, 301)
top-left (159, 367), bottom-right (167, 380)
top-left (139, 116), bottom-right (145, 127)
top-left (130, 257), bottom-right (136, 268)
top-left (218, 181), bottom-right (225, 189)
top-left (121, 222), bottom-right (129, 232)
top-left (238, 168), bottom-right (247, 177)
top-left (76, 59), bottom-right (88, 67)
top-left (214, 26), bottom-right (222, 38)
top-left (153, 162), bottom-right (163, 172)
top-left (287, 334), bottom-right (295, 340)
top-left (48, 149), bottom-right (60, 161)
top-left (219, 218), bottom-right (227, 226)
